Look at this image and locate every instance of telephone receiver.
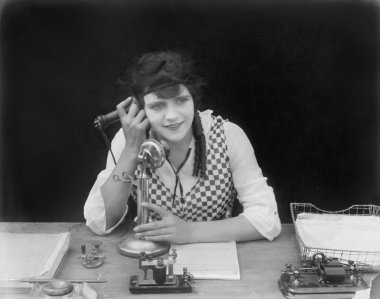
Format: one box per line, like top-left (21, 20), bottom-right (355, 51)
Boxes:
top-left (94, 98), bottom-right (145, 130)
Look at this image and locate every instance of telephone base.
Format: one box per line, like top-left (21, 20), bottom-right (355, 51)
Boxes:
top-left (129, 274), bottom-right (193, 294)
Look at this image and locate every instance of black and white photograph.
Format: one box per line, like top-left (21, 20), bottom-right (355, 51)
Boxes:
top-left (0, 0), bottom-right (379, 298)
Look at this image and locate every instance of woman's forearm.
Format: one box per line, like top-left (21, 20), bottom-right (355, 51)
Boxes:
top-left (187, 216), bottom-right (264, 243)
top-left (101, 148), bottom-right (138, 230)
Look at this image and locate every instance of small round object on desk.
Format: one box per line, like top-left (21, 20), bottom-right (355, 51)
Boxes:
top-left (42, 280), bottom-right (74, 296)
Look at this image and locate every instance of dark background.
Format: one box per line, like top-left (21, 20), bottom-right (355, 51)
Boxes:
top-left (1, 0), bottom-right (379, 223)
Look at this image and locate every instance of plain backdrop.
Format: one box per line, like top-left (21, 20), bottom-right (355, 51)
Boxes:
top-left (1, 0), bottom-right (379, 223)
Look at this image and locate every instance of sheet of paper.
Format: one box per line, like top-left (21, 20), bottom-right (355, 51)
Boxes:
top-left (171, 241), bottom-right (240, 280)
top-left (0, 232), bottom-right (70, 280)
top-left (295, 213), bottom-right (380, 268)
top-left (0, 232), bottom-right (70, 293)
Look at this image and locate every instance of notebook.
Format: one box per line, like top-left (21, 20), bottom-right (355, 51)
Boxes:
top-left (171, 241), bottom-right (240, 280)
top-left (0, 232), bottom-right (71, 293)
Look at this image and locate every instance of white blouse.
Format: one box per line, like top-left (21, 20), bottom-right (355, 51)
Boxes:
top-left (84, 110), bottom-right (282, 240)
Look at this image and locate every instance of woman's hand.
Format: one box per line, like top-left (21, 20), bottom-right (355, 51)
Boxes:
top-left (133, 202), bottom-right (191, 244)
top-left (117, 97), bottom-right (150, 152)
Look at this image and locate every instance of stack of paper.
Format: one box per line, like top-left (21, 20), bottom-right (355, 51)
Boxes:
top-left (171, 241), bottom-right (240, 280)
top-left (0, 232), bottom-right (71, 294)
top-left (295, 213), bottom-right (380, 268)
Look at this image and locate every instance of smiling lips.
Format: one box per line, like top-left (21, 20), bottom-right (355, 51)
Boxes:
top-left (165, 121), bottom-right (183, 130)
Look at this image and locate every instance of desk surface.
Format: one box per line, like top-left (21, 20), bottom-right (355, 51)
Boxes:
top-left (0, 222), bottom-right (370, 299)
top-left (0, 222), bottom-right (299, 298)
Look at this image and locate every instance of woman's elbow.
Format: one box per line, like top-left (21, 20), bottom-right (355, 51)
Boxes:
top-left (268, 214), bottom-right (282, 240)
top-left (85, 219), bottom-right (108, 236)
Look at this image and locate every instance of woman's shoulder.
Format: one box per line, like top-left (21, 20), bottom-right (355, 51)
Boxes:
top-left (198, 109), bottom-right (214, 135)
top-left (199, 110), bottom-right (243, 135)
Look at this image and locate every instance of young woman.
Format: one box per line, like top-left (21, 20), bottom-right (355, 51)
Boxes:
top-left (84, 51), bottom-right (281, 243)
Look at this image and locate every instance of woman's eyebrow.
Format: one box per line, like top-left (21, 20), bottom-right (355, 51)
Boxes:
top-left (147, 94), bottom-right (189, 105)
top-left (147, 99), bottom-right (166, 105)
top-left (172, 95), bottom-right (190, 100)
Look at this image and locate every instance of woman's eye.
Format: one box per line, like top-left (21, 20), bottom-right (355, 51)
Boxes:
top-left (150, 103), bottom-right (165, 110)
top-left (175, 97), bottom-right (188, 105)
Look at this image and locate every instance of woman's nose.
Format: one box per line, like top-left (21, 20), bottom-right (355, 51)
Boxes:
top-left (165, 104), bottom-right (178, 121)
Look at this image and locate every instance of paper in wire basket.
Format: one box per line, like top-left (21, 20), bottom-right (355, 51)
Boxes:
top-left (290, 203), bottom-right (380, 271)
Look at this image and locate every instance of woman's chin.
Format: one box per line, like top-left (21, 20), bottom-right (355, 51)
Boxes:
top-left (159, 134), bottom-right (184, 144)
top-left (156, 131), bottom-right (189, 145)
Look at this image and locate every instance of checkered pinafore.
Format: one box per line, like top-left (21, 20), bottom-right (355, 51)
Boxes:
top-left (132, 115), bottom-right (236, 222)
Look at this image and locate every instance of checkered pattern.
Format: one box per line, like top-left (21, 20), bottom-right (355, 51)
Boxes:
top-left (132, 115), bottom-right (236, 222)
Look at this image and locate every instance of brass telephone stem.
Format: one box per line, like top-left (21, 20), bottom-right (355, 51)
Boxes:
top-left (136, 164), bottom-right (151, 226)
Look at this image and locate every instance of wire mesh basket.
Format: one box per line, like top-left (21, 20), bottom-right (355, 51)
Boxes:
top-left (290, 203), bottom-right (380, 272)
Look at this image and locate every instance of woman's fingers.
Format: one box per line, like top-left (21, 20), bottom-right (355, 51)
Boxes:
top-left (116, 97), bottom-right (133, 117)
top-left (133, 206), bottom-right (189, 243)
top-left (139, 234), bottom-right (172, 242)
top-left (138, 117), bottom-right (150, 130)
top-left (127, 98), bottom-right (141, 117)
top-left (117, 97), bottom-right (148, 129)
top-left (141, 202), bottom-right (169, 217)
top-left (134, 220), bottom-right (167, 232)
top-left (135, 226), bottom-right (172, 238)
top-left (116, 97), bottom-right (142, 120)
top-left (133, 203), bottom-right (171, 233)
top-left (133, 109), bottom-right (146, 125)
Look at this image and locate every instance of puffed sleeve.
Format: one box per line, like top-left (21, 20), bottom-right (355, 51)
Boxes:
top-left (83, 129), bottom-right (129, 235)
top-left (225, 122), bottom-right (281, 241)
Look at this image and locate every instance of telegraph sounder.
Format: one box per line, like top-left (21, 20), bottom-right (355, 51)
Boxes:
top-left (278, 252), bottom-right (369, 298)
top-left (129, 249), bottom-right (194, 293)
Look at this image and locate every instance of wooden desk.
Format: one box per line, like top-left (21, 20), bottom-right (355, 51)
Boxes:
top-left (0, 222), bottom-right (368, 299)
top-left (0, 222), bottom-right (300, 298)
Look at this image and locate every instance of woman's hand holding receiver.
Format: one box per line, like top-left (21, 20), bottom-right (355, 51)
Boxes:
top-left (117, 97), bottom-right (150, 153)
top-left (133, 202), bottom-right (191, 244)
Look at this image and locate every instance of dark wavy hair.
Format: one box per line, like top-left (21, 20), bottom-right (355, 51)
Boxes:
top-left (119, 51), bottom-right (207, 178)
top-left (127, 51), bottom-right (205, 108)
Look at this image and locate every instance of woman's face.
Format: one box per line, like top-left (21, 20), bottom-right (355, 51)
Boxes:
top-left (144, 84), bottom-right (194, 145)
